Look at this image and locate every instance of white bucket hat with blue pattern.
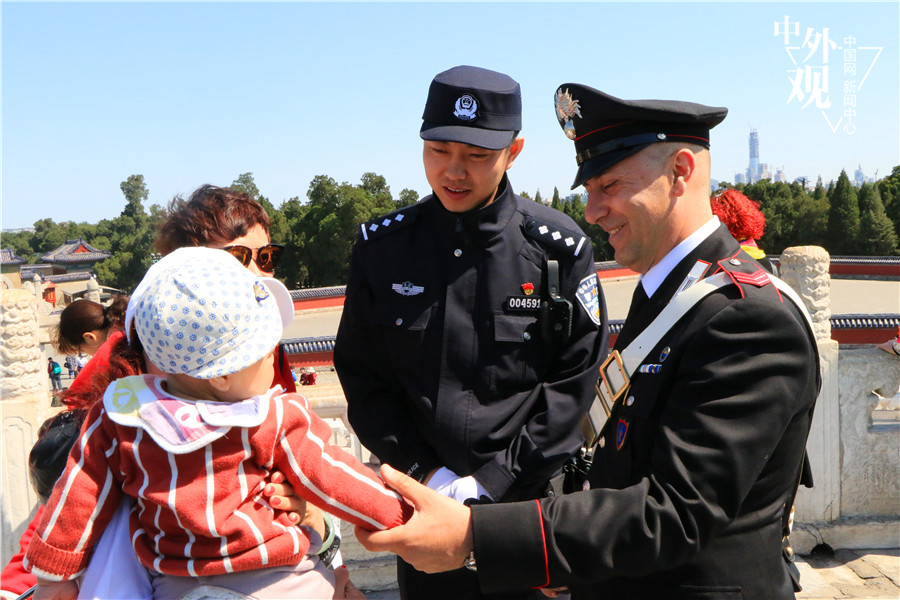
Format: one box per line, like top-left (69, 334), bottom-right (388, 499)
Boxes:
top-left (129, 246), bottom-right (294, 379)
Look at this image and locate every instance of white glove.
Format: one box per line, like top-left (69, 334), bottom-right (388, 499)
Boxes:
top-left (425, 467), bottom-right (492, 503)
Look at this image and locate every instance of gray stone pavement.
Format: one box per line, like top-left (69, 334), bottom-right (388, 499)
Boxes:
top-left (796, 548), bottom-right (900, 600)
top-left (358, 548), bottom-right (900, 599)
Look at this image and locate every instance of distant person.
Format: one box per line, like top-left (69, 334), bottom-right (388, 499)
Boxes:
top-left (877, 326), bottom-right (900, 357)
top-left (55, 296), bottom-right (128, 357)
top-left (75, 353), bottom-right (87, 377)
top-left (26, 247), bottom-right (412, 600)
top-left (46, 358), bottom-right (62, 391)
top-left (63, 355), bottom-right (78, 379)
top-left (710, 188), bottom-right (775, 273)
top-left (302, 366), bottom-right (317, 386)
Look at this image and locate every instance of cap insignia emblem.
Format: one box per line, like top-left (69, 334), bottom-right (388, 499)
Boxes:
top-left (522, 283), bottom-right (534, 296)
top-left (454, 94), bottom-right (478, 121)
top-left (555, 88), bottom-right (583, 140)
top-left (392, 281), bottom-right (425, 296)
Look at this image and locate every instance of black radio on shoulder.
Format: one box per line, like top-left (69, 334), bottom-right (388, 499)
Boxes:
top-left (541, 259), bottom-right (573, 344)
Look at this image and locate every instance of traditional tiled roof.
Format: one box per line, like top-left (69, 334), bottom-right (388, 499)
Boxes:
top-left (19, 270), bottom-right (95, 284)
top-left (40, 239), bottom-right (111, 264)
top-left (0, 248), bottom-right (25, 265)
top-left (830, 313), bottom-right (899, 330)
top-left (281, 336), bottom-right (336, 355)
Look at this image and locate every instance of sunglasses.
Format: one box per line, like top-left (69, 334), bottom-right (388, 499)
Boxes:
top-left (223, 243), bottom-right (285, 273)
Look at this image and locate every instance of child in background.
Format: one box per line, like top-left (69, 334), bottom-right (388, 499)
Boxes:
top-left (26, 247), bottom-right (411, 599)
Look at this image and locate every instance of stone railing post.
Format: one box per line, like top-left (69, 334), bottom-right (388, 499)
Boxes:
top-left (1, 289), bottom-right (54, 564)
top-left (780, 246), bottom-right (841, 524)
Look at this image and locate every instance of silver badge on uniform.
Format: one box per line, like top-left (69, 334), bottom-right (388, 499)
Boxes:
top-left (454, 95), bottom-right (478, 121)
top-left (555, 88), bottom-right (583, 140)
top-left (391, 281), bottom-right (424, 296)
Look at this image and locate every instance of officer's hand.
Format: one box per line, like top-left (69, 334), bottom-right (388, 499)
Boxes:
top-left (355, 464), bottom-right (473, 574)
top-left (540, 587), bottom-right (569, 598)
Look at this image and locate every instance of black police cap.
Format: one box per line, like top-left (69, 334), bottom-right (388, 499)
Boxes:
top-left (554, 84), bottom-right (728, 189)
top-left (420, 65), bottom-right (522, 150)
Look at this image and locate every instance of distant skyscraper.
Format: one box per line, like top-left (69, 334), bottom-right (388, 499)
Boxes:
top-left (747, 129), bottom-right (760, 183)
top-left (853, 165), bottom-right (876, 187)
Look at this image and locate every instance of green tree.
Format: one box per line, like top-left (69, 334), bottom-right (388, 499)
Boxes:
top-left (287, 173), bottom-right (401, 287)
top-left (0, 229), bottom-right (37, 263)
top-left (876, 166), bottom-right (900, 240)
top-left (231, 172), bottom-right (261, 200)
top-left (277, 196), bottom-right (309, 288)
top-left (857, 183), bottom-right (898, 255)
top-left (826, 170), bottom-right (860, 255)
top-left (397, 188), bottom-right (420, 208)
top-left (120, 175), bottom-right (150, 223)
top-left (92, 175), bottom-right (160, 292)
top-left (32, 218), bottom-right (68, 254)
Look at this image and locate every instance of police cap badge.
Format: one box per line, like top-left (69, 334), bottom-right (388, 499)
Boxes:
top-left (421, 65), bottom-right (522, 150)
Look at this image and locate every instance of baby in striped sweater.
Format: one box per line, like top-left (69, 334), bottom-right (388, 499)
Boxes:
top-left (27, 247), bottom-right (412, 599)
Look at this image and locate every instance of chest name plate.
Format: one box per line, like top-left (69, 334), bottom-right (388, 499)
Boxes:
top-left (506, 296), bottom-right (542, 312)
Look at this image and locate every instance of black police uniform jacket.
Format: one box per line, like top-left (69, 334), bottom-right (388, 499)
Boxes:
top-left (334, 176), bottom-right (608, 502)
top-left (469, 224), bottom-right (819, 599)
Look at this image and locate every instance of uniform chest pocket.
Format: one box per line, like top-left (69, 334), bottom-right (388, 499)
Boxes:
top-left (373, 299), bottom-right (436, 371)
top-left (488, 313), bottom-right (542, 395)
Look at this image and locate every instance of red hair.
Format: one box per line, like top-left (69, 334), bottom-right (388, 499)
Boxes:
top-left (710, 189), bottom-right (766, 241)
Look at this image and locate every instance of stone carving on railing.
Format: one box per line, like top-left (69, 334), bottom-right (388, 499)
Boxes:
top-left (2, 290), bottom-right (45, 397)
top-left (780, 246), bottom-right (831, 340)
top-left (1, 289), bottom-right (50, 565)
top-left (837, 348), bottom-right (900, 518)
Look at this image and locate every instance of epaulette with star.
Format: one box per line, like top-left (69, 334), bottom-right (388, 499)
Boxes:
top-left (359, 205), bottom-right (419, 242)
top-left (522, 217), bottom-right (588, 258)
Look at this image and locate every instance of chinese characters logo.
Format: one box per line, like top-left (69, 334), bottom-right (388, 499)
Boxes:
top-left (775, 15), bottom-right (883, 134)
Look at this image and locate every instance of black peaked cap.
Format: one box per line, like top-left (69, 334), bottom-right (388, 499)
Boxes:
top-left (554, 84), bottom-right (728, 189)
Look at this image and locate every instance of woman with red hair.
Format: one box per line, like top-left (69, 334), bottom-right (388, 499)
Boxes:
top-left (710, 188), bottom-right (775, 273)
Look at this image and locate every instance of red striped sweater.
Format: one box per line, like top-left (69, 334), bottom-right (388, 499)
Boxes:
top-left (25, 375), bottom-right (411, 581)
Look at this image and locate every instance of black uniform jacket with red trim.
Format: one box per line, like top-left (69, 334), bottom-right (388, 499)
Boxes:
top-left (334, 175), bottom-right (608, 502)
top-left (471, 224), bottom-right (819, 600)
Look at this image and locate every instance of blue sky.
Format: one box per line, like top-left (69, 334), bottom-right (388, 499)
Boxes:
top-left (3, 1), bottom-right (898, 230)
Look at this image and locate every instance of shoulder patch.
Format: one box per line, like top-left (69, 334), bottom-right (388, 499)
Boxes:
top-left (522, 218), bottom-right (587, 257)
top-left (716, 254), bottom-right (782, 301)
top-left (576, 273), bottom-right (602, 325)
top-left (360, 205), bottom-right (419, 242)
